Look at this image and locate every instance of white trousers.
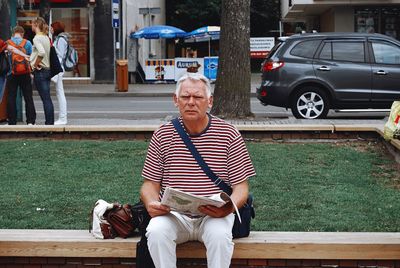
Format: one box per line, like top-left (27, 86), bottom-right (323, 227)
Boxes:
top-left (146, 212), bottom-right (235, 268)
top-left (51, 73), bottom-right (67, 121)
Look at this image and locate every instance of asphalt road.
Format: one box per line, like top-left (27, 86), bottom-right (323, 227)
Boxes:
top-left (32, 96), bottom-right (390, 121)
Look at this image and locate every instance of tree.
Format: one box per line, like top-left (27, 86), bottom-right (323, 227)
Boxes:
top-left (166, 0), bottom-right (280, 36)
top-left (166, 0), bottom-right (221, 31)
top-left (210, 0), bottom-right (252, 118)
top-left (250, 0), bottom-right (281, 37)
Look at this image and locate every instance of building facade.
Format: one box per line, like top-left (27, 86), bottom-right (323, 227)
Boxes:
top-left (281, 0), bottom-right (400, 40)
top-left (124, 0), bottom-right (166, 80)
top-left (0, 0), bottom-right (165, 83)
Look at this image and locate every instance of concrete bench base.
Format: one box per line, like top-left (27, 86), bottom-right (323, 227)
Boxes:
top-left (1, 256), bottom-right (399, 268)
top-left (1, 230), bottom-right (400, 261)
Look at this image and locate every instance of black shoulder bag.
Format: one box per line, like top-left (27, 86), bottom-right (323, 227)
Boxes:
top-left (172, 118), bottom-right (255, 238)
top-left (50, 45), bottom-right (63, 78)
top-left (132, 201), bottom-right (155, 268)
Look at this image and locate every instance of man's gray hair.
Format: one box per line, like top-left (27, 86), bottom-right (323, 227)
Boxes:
top-left (175, 72), bottom-right (212, 98)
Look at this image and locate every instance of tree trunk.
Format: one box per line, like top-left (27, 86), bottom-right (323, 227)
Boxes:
top-left (39, 0), bottom-right (51, 24)
top-left (211, 0), bottom-right (252, 119)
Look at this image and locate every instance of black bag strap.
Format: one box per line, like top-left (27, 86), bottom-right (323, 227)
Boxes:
top-left (172, 117), bottom-right (232, 195)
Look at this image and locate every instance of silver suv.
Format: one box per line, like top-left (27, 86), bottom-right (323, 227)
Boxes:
top-left (257, 32), bottom-right (400, 119)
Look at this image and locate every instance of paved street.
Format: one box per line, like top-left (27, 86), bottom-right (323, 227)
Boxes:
top-left (29, 95), bottom-right (389, 126)
top-left (6, 73), bottom-right (390, 126)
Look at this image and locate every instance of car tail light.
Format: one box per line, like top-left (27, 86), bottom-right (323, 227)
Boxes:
top-left (260, 89), bottom-right (267, 97)
top-left (262, 60), bottom-right (284, 72)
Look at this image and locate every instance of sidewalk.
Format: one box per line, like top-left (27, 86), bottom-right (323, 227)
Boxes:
top-left (20, 72), bottom-right (388, 127)
top-left (49, 73), bottom-right (262, 97)
top-left (0, 115), bottom-right (385, 127)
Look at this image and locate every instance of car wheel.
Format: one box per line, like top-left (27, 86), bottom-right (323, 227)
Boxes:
top-left (291, 87), bottom-right (330, 119)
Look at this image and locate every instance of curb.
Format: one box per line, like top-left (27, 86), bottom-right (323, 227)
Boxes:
top-left (0, 124), bottom-right (382, 133)
top-left (34, 92), bottom-right (258, 98)
top-left (65, 92), bottom-right (258, 98)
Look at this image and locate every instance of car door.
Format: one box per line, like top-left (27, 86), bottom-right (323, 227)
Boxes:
top-left (313, 40), bottom-right (372, 104)
top-left (369, 39), bottom-right (400, 104)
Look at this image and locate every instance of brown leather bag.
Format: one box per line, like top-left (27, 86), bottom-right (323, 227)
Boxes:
top-left (106, 203), bottom-right (136, 238)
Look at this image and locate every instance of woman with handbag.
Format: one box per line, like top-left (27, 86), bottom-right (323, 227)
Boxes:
top-left (50, 21), bottom-right (68, 125)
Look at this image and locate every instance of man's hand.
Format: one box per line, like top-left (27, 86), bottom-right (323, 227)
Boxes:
top-left (146, 200), bottom-right (171, 218)
top-left (141, 179), bottom-right (171, 218)
top-left (198, 202), bottom-right (233, 218)
top-left (198, 180), bottom-right (249, 218)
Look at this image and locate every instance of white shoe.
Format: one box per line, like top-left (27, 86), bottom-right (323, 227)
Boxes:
top-left (27, 123), bottom-right (34, 126)
top-left (54, 119), bottom-right (67, 125)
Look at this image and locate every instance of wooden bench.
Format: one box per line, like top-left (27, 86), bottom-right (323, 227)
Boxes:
top-left (1, 230), bottom-right (400, 260)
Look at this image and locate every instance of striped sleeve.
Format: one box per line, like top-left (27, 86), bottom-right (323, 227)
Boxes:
top-left (227, 134), bottom-right (256, 185)
top-left (141, 132), bottom-right (163, 182)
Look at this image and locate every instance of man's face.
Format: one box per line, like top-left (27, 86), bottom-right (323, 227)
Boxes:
top-left (173, 79), bottom-right (213, 122)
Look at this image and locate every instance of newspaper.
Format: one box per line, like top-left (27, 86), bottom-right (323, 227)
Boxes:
top-left (161, 187), bottom-right (241, 220)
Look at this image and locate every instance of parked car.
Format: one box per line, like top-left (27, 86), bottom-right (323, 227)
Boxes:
top-left (257, 32), bottom-right (400, 119)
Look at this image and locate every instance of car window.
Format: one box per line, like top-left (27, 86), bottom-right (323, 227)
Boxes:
top-left (332, 42), bottom-right (365, 63)
top-left (319, 42), bottom-right (332, 60)
top-left (290, 40), bottom-right (321, 58)
top-left (372, 42), bottom-right (400, 64)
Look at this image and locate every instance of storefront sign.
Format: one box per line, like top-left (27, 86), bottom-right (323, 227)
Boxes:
top-left (112, 0), bottom-right (120, 28)
top-left (174, 58), bottom-right (204, 81)
top-left (145, 59), bottom-right (175, 81)
top-left (250, 37), bottom-right (275, 58)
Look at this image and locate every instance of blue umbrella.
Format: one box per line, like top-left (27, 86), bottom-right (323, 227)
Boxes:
top-left (130, 25), bottom-right (186, 39)
top-left (184, 26), bottom-right (220, 56)
top-left (185, 26), bottom-right (220, 42)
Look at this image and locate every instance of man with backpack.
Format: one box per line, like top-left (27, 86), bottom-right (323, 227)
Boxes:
top-left (6, 26), bottom-right (36, 125)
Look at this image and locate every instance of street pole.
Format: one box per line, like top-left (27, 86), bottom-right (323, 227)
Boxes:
top-left (112, 0), bottom-right (120, 84)
top-left (113, 27), bottom-right (116, 84)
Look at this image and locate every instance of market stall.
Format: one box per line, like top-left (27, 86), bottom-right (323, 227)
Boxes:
top-left (130, 25), bottom-right (220, 83)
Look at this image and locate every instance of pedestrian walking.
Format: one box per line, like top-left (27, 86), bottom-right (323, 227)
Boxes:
top-left (31, 17), bottom-right (54, 125)
top-left (5, 26), bottom-right (36, 125)
top-left (50, 21), bottom-right (68, 125)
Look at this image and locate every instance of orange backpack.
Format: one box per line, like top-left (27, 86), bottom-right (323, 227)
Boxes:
top-left (7, 39), bottom-right (31, 75)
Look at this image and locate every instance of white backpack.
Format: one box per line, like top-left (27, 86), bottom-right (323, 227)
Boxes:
top-left (57, 35), bottom-right (78, 72)
top-left (90, 199), bottom-right (115, 239)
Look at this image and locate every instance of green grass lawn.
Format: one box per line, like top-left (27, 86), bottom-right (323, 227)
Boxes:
top-left (0, 140), bottom-right (399, 231)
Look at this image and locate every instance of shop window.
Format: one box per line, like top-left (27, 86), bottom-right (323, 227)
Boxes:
top-left (16, 10), bottom-right (40, 42)
top-left (52, 8), bottom-right (88, 77)
top-left (355, 7), bottom-right (400, 41)
top-left (355, 8), bottom-right (378, 34)
top-left (381, 7), bottom-right (400, 40)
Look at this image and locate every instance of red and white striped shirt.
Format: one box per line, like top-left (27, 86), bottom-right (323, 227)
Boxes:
top-left (142, 115), bottom-right (256, 198)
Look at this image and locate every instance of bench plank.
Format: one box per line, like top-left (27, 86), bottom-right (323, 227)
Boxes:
top-left (1, 230), bottom-right (399, 259)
